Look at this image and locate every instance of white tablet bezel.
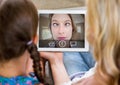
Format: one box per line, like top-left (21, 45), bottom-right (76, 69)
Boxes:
top-left (37, 9), bottom-right (89, 52)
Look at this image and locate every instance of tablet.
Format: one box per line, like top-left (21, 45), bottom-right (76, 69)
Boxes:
top-left (37, 9), bottom-right (89, 51)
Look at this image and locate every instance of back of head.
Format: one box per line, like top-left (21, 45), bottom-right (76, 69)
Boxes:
top-left (0, 0), bottom-right (44, 83)
top-left (0, 0), bottom-right (38, 61)
top-left (86, 0), bottom-right (120, 85)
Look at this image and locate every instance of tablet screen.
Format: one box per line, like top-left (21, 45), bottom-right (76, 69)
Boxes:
top-left (37, 10), bottom-right (89, 51)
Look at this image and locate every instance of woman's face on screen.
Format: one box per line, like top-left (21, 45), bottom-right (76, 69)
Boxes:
top-left (51, 14), bottom-right (73, 40)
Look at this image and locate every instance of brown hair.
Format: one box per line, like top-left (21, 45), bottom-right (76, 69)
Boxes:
top-left (0, 0), bottom-right (44, 83)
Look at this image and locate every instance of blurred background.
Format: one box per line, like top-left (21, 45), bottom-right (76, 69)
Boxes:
top-left (31, 0), bottom-right (85, 9)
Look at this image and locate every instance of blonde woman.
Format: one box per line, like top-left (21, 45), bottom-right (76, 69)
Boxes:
top-left (85, 0), bottom-right (120, 85)
top-left (40, 0), bottom-right (120, 85)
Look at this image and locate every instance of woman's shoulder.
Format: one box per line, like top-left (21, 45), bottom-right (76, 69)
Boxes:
top-left (73, 75), bottom-right (100, 85)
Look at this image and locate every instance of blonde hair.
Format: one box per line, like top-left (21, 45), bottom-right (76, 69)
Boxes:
top-left (86, 0), bottom-right (120, 85)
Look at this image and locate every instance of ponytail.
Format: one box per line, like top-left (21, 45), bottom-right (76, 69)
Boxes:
top-left (27, 42), bottom-right (44, 83)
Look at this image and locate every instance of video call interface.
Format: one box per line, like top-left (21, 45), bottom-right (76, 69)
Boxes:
top-left (38, 13), bottom-right (85, 49)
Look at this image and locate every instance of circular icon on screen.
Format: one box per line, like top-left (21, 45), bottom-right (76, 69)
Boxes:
top-left (58, 40), bottom-right (66, 47)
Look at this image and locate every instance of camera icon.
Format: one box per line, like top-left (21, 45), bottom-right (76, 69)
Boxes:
top-left (56, 40), bottom-right (68, 48)
top-left (58, 40), bottom-right (67, 47)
